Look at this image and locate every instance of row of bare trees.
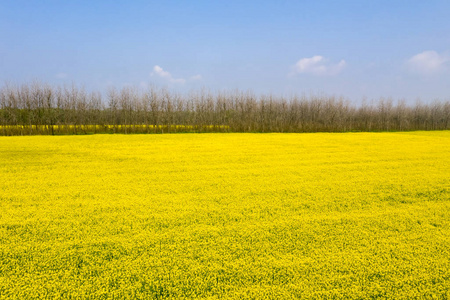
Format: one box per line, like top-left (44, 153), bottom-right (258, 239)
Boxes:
top-left (0, 83), bottom-right (449, 135)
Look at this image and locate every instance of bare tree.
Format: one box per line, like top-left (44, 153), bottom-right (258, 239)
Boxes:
top-left (0, 82), bottom-right (449, 135)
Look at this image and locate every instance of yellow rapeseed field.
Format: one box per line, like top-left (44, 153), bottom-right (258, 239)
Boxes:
top-left (1, 132), bottom-right (449, 299)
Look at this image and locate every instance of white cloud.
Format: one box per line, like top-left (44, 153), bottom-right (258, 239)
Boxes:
top-left (151, 65), bottom-right (186, 84)
top-left (56, 73), bottom-right (68, 79)
top-left (407, 50), bottom-right (449, 74)
top-left (290, 56), bottom-right (346, 76)
top-left (171, 78), bottom-right (186, 84)
top-left (190, 74), bottom-right (202, 81)
top-left (152, 65), bottom-right (171, 79)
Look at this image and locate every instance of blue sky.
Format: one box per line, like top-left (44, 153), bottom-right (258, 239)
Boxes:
top-left (1, 0), bottom-right (449, 102)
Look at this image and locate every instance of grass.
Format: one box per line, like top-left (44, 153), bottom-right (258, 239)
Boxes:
top-left (0, 124), bottom-right (231, 135)
top-left (0, 132), bottom-right (449, 299)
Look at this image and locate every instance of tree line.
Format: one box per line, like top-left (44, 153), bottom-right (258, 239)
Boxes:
top-left (0, 83), bottom-right (449, 135)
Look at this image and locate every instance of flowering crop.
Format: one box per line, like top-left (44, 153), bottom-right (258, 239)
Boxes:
top-left (0, 132), bottom-right (449, 299)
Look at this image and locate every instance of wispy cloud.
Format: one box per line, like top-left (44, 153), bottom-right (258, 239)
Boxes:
top-left (407, 50), bottom-right (449, 74)
top-left (290, 56), bottom-right (346, 76)
top-left (190, 74), bottom-right (202, 81)
top-left (151, 65), bottom-right (186, 84)
top-left (56, 73), bottom-right (68, 79)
